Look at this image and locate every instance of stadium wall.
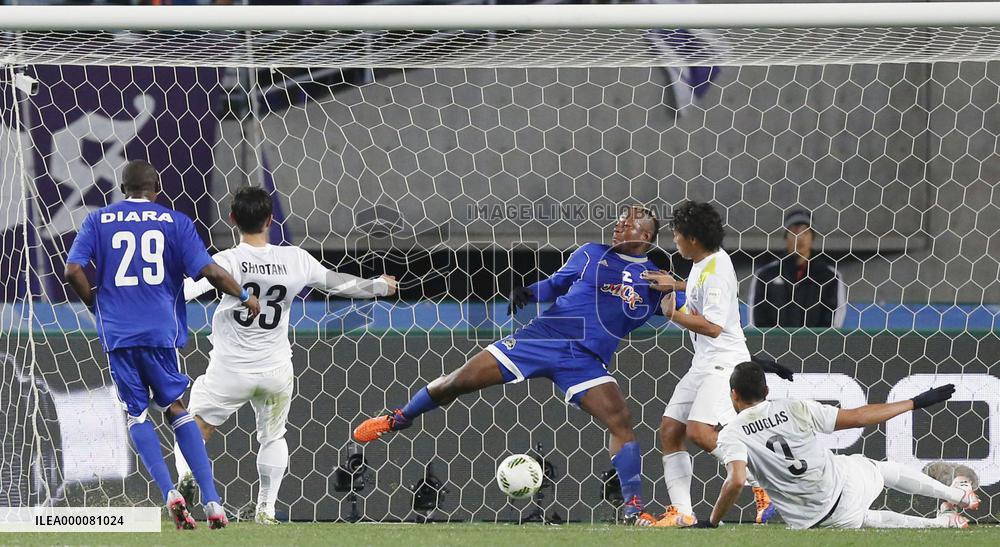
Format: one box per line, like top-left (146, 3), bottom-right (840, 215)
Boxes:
top-left (4, 332), bottom-right (996, 523)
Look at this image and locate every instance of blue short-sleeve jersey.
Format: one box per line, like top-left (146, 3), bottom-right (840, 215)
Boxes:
top-left (66, 199), bottom-right (214, 351)
top-left (525, 243), bottom-right (684, 363)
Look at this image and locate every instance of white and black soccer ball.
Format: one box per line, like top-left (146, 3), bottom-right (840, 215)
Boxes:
top-left (496, 454), bottom-right (543, 499)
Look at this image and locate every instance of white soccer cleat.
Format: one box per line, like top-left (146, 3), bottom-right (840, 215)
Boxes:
top-left (166, 489), bottom-right (197, 530)
top-left (255, 503), bottom-right (280, 525)
top-left (937, 512), bottom-right (969, 529)
top-left (205, 501), bottom-right (229, 530)
top-left (940, 475), bottom-right (980, 514)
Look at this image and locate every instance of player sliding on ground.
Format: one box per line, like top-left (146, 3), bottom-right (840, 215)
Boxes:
top-left (696, 360), bottom-right (980, 529)
top-left (64, 160), bottom-right (260, 530)
top-left (176, 186), bottom-right (396, 524)
top-left (354, 205), bottom-right (676, 525)
top-left (641, 201), bottom-right (774, 526)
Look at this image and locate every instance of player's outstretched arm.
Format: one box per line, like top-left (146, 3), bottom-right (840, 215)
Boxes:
top-left (834, 384), bottom-right (955, 431)
top-left (64, 263), bottom-right (95, 307)
top-left (199, 262), bottom-right (260, 318)
top-left (320, 271), bottom-right (396, 298)
top-left (698, 460), bottom-right (747, 528)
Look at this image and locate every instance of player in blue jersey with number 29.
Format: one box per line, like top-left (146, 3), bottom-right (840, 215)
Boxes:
top-left (64, 160), bottom-right (260, 530)
top-left (354, 205), bottom-right (684, 525)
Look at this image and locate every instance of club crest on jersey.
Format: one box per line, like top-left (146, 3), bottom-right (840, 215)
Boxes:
top-left (501, 337), bottom-right (516, 350)
top-left (601, 283), bottom-right (643, 310)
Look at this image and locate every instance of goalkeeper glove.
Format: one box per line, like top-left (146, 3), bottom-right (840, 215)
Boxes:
top-left (912, 384), bottom-right (955, 410)
top-left (751, 356), bottom-right (795, 382)
top-left (507, 286), bottom-right (533, 316)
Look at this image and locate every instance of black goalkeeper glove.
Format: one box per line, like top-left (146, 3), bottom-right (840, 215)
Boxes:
top-left (689, 519), bottom-right (718, 529)
top-left (507, 286), bottom-right (534, 316)
top-left (912, 384), bottom-right (955, 410)
top-left (751, 356), bottom-right (795, 382)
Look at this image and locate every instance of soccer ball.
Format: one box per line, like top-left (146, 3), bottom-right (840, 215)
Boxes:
top-left (496, 454), bottom-right (543, 499)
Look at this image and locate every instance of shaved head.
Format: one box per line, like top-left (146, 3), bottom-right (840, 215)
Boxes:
top-left (631, 205), bottom-right (659, 243)
top-left (121, 160), bottom-right (160, 194)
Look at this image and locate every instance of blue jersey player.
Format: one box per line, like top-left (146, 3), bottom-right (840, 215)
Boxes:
top-left (354, 206), bottom-right (682, 525)
top-left (64, 160), bottom-right (261, 530)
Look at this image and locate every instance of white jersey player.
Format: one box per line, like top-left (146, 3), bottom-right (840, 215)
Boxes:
top-left (174, 186), bottom-right (396, 524)
top-left (642, 201), bottom-right (770, 526)
top-left (701, 361), bottom-right (980, 529)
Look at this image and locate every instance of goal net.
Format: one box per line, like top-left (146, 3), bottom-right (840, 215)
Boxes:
top-left (1, 3), bottom-right (998, 523)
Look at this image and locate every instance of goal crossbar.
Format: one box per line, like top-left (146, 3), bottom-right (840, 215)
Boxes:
top-left (2, 3), bottom-right (1000, 32)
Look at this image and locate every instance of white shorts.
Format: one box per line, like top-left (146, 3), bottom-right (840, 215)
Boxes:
top-left (663, 368), bottom-right (736, 426)
top-left (820, 454), bottom-right (885, 529)
top-left (188, 361), bottom-right (294, 444)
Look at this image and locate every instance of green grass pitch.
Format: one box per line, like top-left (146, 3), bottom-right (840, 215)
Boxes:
top-left (4, 522), bottom-right (1000, 546)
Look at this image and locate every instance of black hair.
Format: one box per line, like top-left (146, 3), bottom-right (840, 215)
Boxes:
top-left (730, 361), bottom-right (768, 403)
top-left (121, 160), bottom-right (159, 193)
top-left (231, 186), bottom-right (273, 234)
top-left (670, 200), bottom-right (725, 251)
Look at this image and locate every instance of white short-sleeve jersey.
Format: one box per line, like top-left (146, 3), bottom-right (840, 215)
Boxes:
top-left (684, 249), bottom-right (751, 372)
top-left (185, 243), bottom-right (387, 372)
top-left (716, 398), bottom-right (843, 529)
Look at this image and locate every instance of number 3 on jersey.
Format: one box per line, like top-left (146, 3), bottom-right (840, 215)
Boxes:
top-left (234, 283), bottom-right (286, 329)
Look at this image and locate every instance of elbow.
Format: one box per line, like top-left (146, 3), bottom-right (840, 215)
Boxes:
top-left (706, 326), bottom-right (723, 338)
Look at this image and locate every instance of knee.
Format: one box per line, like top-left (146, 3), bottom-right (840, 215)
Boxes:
top-left (166, 400), bottom-right (187, 418)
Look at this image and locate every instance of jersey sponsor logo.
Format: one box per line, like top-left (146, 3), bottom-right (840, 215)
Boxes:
top-left (741, 410), bottom-right (789, 435)
top-left (600, 282), bottom-right (643, 310)
top-left (100, 210), bottom-right (173, 224)
top-left (240, 262), bottom-right (289, 275)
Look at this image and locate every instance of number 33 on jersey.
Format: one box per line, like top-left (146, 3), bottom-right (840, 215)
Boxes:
top-left (183, 243), bottom-right (392, 372)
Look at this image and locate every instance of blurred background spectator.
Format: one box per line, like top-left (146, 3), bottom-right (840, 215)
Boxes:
top-left (748, 209), bottom-right (846, 329)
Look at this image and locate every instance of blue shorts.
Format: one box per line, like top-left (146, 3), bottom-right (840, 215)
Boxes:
top-left (485, 330), bottom-right (617, 406)
top-left (107, 347), bottom-right (190, 420)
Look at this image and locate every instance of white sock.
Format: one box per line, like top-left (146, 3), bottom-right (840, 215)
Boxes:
top-left (862, 510), bottom-right (947, 528)
top-left (174, 442), bottom-right (192, 478)
top-left (662, 451), bottom-right (694, 515)
top-left (875, 461), bottom-right (964, 504)
top-left (257, 438), bottom-right (288, 513)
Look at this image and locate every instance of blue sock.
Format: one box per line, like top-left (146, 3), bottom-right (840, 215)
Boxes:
top-left (128, 420), bottom-right (174, 504)
top-left (170, 412), bottom-right (221, 505)
top-left (612, 441), bottom-right (644, 515)
top-left (401, 387), bottom-right (439, 421)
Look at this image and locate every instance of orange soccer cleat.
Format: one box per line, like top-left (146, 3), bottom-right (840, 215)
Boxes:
top-left (652, 505), bottom-right (697, 527)
top-left (352, 409), bottom-right (411, 443)
top-left (754, 486), bottom-right (777, 524)
top-left (621, 495), bottom-right (657, 526)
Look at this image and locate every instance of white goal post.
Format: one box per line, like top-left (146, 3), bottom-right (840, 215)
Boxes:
top-left (2, 1), bottom-right (999, 524)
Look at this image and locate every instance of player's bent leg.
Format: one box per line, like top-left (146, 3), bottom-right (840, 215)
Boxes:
top-left (167, 400), bottom-right (225, 527)
top-left (874, 460), bottom-right (977, 511)
top-left (251, 369), bottom-right (293, 525)
top-left (578, 382), bottom-right (654, 526)
top-left (109, 349), bottom-right (176, 506)
top-left (353, 349), bottom-right (505, 443)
